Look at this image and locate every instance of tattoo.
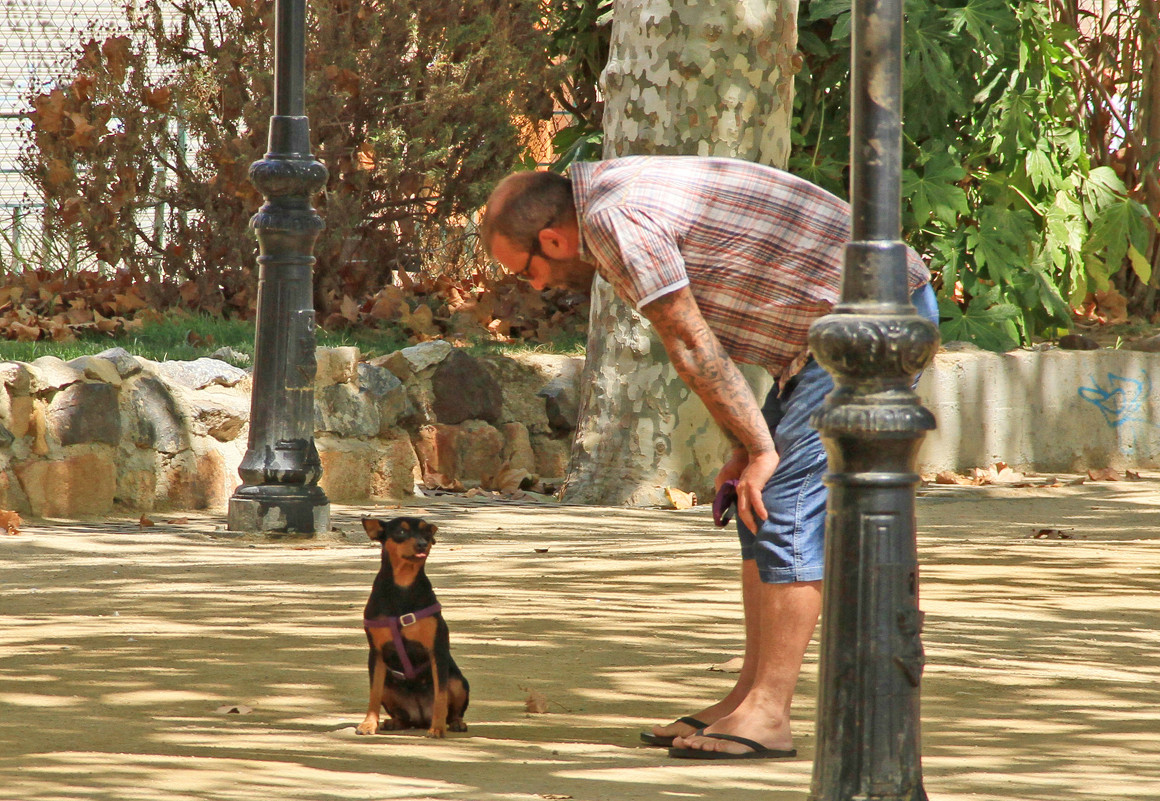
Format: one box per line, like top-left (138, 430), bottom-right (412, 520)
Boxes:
top-left (642, 289), bottom-right (774, 457)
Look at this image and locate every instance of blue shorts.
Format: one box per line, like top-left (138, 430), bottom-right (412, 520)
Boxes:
top-left (738, 283), bottom-right (939, 583)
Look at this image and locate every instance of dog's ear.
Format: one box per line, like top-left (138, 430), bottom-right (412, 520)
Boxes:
top-left (419, 521), bottom-right (438, 537)
top-left (362, 517), bottom-right (385, 542)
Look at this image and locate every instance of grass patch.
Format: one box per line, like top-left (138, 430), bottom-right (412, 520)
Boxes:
top-left (0, 311), bottom-right (585, 365)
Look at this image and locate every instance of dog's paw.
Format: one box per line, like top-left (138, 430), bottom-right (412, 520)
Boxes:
top-left (425, 725), bottom-right (447, 738)
top-left (448, 720), bottom-right (468, 732)
top-left (355, 716), bottom-right (379, 735)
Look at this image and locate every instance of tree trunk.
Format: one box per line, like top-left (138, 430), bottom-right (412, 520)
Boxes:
top-left (562, 0), bottom-right (799, 506)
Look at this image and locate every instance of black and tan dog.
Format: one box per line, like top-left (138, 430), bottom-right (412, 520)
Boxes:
top-left (356, 516), bottom-right (469, 737)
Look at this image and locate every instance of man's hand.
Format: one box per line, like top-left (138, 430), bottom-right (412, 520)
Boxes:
top-left (735, 450), bottom-right (778, 533)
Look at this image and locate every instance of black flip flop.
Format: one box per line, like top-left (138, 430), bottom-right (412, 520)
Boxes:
top-left (639, 716), bottom-right (708, 747)
top-left (668, 732), bottom-right (797, 760)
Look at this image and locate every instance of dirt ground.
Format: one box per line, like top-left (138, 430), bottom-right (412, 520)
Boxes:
top-left (2, 477), bottom-right (1159, 801)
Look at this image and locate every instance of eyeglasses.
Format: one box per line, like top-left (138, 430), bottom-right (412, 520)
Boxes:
top-left (512, 239), bottom-right (541, 282)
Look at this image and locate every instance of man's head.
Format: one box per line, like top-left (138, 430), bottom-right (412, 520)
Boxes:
top-left (481, 171), bottom-right (596, 292)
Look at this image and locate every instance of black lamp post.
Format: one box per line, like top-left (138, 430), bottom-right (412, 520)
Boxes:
top-left (227, 0), bottom-right (330, 535)
top-left (806, 0), bottom-right (938, 797)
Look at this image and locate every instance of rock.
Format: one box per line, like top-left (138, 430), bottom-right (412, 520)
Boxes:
top-left (45, 383), bottom-right (121, 446)
top-left (413, 421), bottom-right (505, 482)
top-left (14, 449), bottom-right (117, 517)
top-left (94, 347), bottom-right (145, 378)
top-left (315, 346), bottom-right (360, 387)
top-left (377, 340), bottom-right (453, 380)
top-left (28, 356), bottom-right (84, 393)
top-left (431, 349), bottom-right (503, 424)
top-left (209, 346), bottom-right (251, 366)
top-left (66, 355), bottom-right (123, 386)
top-left (500, 422), bottom-right (536, 475)
top-left (184, 387), bottom-right (250, 442)
top-left (315, 383), bottom-right (380, 438)
top-left (125, 376), bottom-right (188, 454)
top-left (0, 425), bottom-right (14, 448)
top-left (1122, 333), bottom-right (1160, 353)
top-left (0, 362), bottom-right (31, 394)
top-left (531, 434), bottom-right (571, 480)
top-left (538, 372), bottom-right (581, 432)
top-left (153, 358), bottom-right (249, 390)
top-left (1058, 333), bottom-right (1101, 350)
top-left (357, 363), bottom-right (413, 430)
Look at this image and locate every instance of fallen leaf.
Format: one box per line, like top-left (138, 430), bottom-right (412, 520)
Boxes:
top-left (215, 704), bottom-right (253, 715)
top-left (666, 487), bottom-right (697, 509)
top-left (525, 691), bottom-right (549, 714)
top-left (1126, 470), bottom-right (1142, 480)
top-left (163, 518), bottom-right (190, 525)
top-left (0, 509), bottom-right (21, 535)
top-left (481, 461), bottom-right (530, 494)
top-left (1087, 467), bottom-right (1121, 482)
top-left (1032, 529), bottom-right (1073, 540)
top-left (934, 470), bottom-right (969, 485)
top-left (138, 515), bottom-right (154, 528)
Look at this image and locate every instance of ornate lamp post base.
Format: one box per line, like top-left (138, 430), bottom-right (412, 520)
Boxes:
top-left (228, 485), bottom-right (330, 536)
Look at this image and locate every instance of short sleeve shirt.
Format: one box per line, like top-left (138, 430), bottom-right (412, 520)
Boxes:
top-left (569, 156), bottom-right (930, 383)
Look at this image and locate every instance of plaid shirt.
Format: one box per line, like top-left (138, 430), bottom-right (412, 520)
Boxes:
top-left (570, 156), bottom-right (930, 383)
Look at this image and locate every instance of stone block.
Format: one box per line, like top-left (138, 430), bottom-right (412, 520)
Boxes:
top-left (316, 437), bottom-right (377, 502)
top-left (185, 387), bottom-right (249, 443)
top-left (66, 355), bottom-right (122, 386)
top-left (153, 357), bottom-right (248, 390)
top-left (7, 395), bottom-right (33, 439)
top-left (94, 347), bottom-right (145, 378)
top-left (46, 382), bottom-right (121, 446)
top-left (28, 356), bottom-right (84, 393)
top-left (531, 434), bottom-right (571, 480)
top-left (15, 449), bottom-right (117, 517)
top-left (371, 432), bottom-right (422, 499)
top-left (0, 469), bottom-right (30, 514)
top-left (315, 383), bottom-right (380, 438)
top-left (357, 363), bottom-right (413, 430)
top-left (501, 422), bottom-right (536, 474)
top-left (378, 340), bottom-right (452, 381)
top-left (450, 420), bottom-right (505, 481)
top-left (431, 349), bottom-right (503, 424)
top-left (315, 346), bottom-right (361, 388)
top-left (0, 362), bottom-right (31, 395)
top-left (124, 376), bottom-right (188, 454)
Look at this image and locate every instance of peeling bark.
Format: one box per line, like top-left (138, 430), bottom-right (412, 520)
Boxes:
top-left (563, 0), bottom-right (798, 506)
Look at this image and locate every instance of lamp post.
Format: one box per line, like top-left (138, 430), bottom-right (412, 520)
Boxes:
top-left (806, 0), bottom-right (938, 797)
top-left (227, 0), bottom-right (330, 535)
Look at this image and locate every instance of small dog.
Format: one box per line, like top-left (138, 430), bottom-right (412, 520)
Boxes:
top-left (356, 516), bottom-right (469, 737)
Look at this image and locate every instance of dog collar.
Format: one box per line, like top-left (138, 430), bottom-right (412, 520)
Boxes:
top-left (364, 603), bottom-right (442, 680)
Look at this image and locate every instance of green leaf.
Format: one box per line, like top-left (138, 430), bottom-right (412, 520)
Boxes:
top-left (947, 0), bottom-right (1017, 53)
top-left (1129, 244), bottom-right (1152, 286)
top-left (1085, 195), bottom-right (1155, 273)
top-left (902, 154), bottom-right (968, 225)
top-left (966, 206), bottom-right (1035, 284)
top-left (938, 296), bottom-right (1021, 352)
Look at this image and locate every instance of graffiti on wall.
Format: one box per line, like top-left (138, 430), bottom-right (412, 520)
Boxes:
top-left (1078, 373), bottom-right (1149, 428)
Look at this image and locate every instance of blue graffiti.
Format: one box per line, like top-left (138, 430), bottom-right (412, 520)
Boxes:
top-left (1078, 373), bottom-right (1148, 428)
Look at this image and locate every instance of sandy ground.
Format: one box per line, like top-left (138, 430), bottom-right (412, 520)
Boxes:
top-left (2, 477), bottom-right (1159, 801)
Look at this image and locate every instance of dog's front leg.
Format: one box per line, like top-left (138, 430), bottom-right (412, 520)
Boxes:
top-left (357, 655), bottom-right (387, 735)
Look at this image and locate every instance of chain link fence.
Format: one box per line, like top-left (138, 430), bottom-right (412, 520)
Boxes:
top-left (0, 0), bottom-right (129, 270)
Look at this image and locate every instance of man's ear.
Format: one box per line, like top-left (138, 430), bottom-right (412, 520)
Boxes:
top-left (538, 216), bottom-right (579, 259)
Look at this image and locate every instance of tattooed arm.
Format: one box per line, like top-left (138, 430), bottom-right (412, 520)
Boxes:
top-left (640, 287), bottom-right (777, 531)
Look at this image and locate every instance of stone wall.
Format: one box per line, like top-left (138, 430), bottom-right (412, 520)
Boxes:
top-left (0, 342), bottom-right (581, 519)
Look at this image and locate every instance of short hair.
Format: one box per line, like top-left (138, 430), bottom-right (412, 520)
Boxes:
top-left (481, 170), bottom-right (574, 255)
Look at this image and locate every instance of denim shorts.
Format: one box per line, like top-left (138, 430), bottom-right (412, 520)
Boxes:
top-left (738, 283), bottom-right (939, 583)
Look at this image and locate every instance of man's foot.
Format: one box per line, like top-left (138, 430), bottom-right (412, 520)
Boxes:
top-left (639, 716), bottom-right (707, 747)
top-left (670, 708), bottom-right (793, 757)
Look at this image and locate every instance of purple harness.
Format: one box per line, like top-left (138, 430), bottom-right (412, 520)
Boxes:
top-left (363, 603), bottom-right (442, 680)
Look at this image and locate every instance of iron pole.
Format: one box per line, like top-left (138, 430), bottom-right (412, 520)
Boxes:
top-left (227, 0), bottom-right (330, 535)
top-left (807, 0), bottom-right (937, 797)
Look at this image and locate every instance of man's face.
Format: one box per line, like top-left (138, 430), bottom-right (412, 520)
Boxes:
top-left (490, 232), bottom-right (596, 293)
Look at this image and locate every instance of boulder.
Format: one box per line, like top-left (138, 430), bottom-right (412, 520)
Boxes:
top-left (431, 349), bottom-right (503, 424)
top-left (45, 382), bottom-right (122, 446)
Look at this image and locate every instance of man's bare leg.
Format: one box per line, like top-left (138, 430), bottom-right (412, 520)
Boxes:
top-left (671, 578), bottom-right (821, 754)
top-left (649, 559), bottom-right (764, 740)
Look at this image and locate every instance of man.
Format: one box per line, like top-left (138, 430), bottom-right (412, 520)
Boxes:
top-left (481, 156), bottom-right (936, 759)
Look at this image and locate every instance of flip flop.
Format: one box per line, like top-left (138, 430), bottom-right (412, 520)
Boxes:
top-left (668, 732), bottom-right (797, 760)
top-left (639, 716), bottom-right (708, 747)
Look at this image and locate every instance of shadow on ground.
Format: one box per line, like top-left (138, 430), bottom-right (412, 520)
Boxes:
top-left (1, 479), bottom-right (1158, 801)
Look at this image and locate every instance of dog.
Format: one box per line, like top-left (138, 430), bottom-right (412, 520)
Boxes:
top-left (356, 516), bottom-right (469, 737)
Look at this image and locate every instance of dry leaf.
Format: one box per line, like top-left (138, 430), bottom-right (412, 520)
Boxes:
top-left (934, 470), bottom-right (969, 485)
top-left (0, 509), bottom-right (21, 535)
top-left (1032, 528), bottom-right (1073, 540)
top-left (216, 704), bottom-right (253, 714)
top-left (525, 691), bottom-right (549, 714)
top-left (1087, 467), bottom-right (1121, 482)
top-left (138, 515), bottom-right (154, 528)
top-left (481, 461), bottom-right (530, 494)
top-left (666, 487), bottom-right (697, 509)
top-left (1126, 470), bottom-right (1142, 480)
